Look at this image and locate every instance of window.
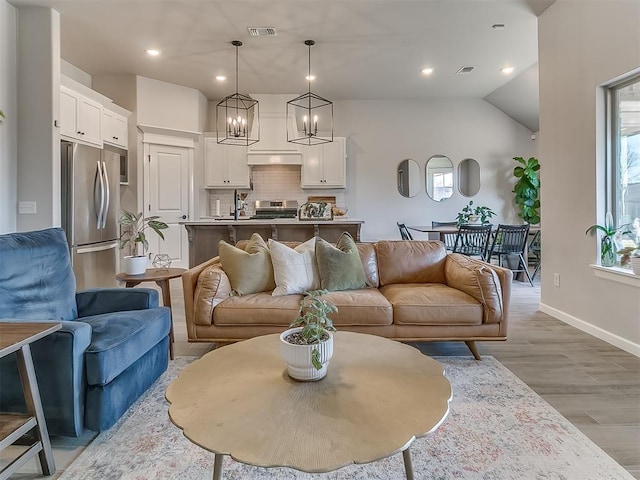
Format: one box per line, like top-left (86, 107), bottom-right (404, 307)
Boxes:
top-left (610, 76), bottom-right (640, 249)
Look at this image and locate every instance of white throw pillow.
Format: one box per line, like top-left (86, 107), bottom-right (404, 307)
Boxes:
top-left (269, 238), bottom-right (319, 296)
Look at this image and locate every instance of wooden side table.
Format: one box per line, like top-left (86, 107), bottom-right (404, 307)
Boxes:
top-left (115, 268), bottom-right (186, 360)
top-left (0, 322), bottom-right (60, 479)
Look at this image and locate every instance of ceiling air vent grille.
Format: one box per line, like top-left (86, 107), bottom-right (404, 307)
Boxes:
top-left (248, 27), bottom-right (277, 37)
top-left (456, 66), bottom-right (475, 74)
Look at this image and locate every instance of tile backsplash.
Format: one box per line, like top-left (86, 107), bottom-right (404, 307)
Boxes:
top-left (206, 165), bottom-right (346, 217)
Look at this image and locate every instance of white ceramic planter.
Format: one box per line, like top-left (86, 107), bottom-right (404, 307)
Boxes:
top-left (630, 256), bottom-right (640, 276)
top-left (123, 255), bottom-right (147, 275)
top-left (279, 327), bottom-right (334, 381)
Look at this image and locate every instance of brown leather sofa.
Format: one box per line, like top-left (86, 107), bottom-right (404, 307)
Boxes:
top-left (182, 240), bottom-right (512, 359)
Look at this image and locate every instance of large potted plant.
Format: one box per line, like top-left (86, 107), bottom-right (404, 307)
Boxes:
top-left (456, 200), bottom-right (496, 227)
top-left (118, 210), bottom-right (168, 275)
top-left (279, 290), bottom-right (337, 381)
top-left (512, 156), bottom-right (540, 225)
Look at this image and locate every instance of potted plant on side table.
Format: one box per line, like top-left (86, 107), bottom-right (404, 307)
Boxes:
top-left (280, 290), bottom-right (337, 381)
top-left (118, 210), bottom-right (168, 275)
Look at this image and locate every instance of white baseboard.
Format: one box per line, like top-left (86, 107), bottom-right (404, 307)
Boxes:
top-left (539, 303), bottom-right (640, 357)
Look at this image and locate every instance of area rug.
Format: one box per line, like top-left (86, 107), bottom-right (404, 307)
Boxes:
top-left (58, 356), bottom-right (633, 480)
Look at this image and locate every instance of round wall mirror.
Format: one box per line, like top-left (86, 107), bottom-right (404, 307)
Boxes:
top-left (425, 155), bottom-right (453, 202)
top-left (458, 158), bottom-right (481, 197)
top-left (397, 159), bottom-right (421, 198)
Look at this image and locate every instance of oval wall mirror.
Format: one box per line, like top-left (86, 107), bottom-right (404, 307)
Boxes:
top-left (458, 158), bottom-right (481, 197)
top-left (397, 159), bottom-right (421, 198)
top-left (425, 155), bottom-right (453, 202)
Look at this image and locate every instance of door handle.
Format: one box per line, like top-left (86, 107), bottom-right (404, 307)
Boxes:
top-left (95, 161), bottom-right (105, 228)
top-left (101, 161), bottom-right (110, 229)
top-left (181, 214), bottom-right (188, 220)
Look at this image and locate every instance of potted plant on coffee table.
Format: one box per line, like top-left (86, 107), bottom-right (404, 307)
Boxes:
top-left (279, 289), bottom-right (337, 381)
top-left (118, 210), bottom-right (168, 275)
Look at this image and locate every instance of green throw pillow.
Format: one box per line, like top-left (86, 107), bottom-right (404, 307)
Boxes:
top-left (219, 233), bottom-right (275, 295)
top-left (315, 233), bottom-right (368, 291)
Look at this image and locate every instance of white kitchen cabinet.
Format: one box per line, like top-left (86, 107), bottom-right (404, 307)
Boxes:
top-left (102, 109), bottom-right (128, 149)
top-left (301, 137), bottom-right (346, 188)
top-left (60, 86), bottom-right (103, 147)
top-left (204, 137), bottom-right (250, 188)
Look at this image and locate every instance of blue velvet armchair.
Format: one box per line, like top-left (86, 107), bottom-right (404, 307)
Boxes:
top-left (0, 228), bottom-right (171, 436)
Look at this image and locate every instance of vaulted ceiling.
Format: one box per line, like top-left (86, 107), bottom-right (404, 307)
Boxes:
top-left (10, 0), bottom-right (555, 131)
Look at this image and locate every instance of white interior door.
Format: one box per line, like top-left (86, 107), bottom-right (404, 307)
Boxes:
top-left (147, 144), bottom-right (190, 268)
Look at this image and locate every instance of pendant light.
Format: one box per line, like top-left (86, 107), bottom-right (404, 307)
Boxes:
top-left (216, 40), bottom-right (260, 146)
top-left (287, 40), bottom-right (333, 145)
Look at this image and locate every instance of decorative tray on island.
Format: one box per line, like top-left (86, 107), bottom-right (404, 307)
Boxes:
top-left (298, 202), bottom-right (333, 221)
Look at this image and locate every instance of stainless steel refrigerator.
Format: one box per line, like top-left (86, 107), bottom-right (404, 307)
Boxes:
top-left (61, 140), bottom-right (122, 290)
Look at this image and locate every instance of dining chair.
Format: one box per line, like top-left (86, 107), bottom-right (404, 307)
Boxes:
top-left (431, 221), bottom-right (457, 251)
top-left (397, 222), bottom-right (414, 240)
top-left (452, 224), bottom-right (493, 261)
top-left (529, 229), bottom-right (541, 281)
top-left (487, 224), bottom-right (533, 286)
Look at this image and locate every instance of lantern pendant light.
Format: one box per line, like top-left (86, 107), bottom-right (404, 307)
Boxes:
top-left (287, 40), bottom-right (333, 145)
top-left (216, 40), bottom-right (260, 146)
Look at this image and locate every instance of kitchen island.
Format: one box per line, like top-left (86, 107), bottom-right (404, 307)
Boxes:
top-left (182, 218), bottom-right (364, 267)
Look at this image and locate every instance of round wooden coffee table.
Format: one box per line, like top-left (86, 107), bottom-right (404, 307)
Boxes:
top-left (166, 331), bottom-right (452, 479)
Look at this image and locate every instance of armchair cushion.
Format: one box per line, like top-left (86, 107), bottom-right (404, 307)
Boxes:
top-left (0, 228), bottom-right (77, 321)
top-left (76, 288), bottom-right (160, 317)
top-left (82, 307), bottom-right (171, 385)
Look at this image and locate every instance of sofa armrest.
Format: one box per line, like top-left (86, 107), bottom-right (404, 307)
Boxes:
top-left (0, 318), bottom-right (92, 436)
top-left (76, 288), bottom-right (160, 317)
top-left (445, 254), bottom-right (512, 325)
top-left (182, 257), bottom-right (222, 336)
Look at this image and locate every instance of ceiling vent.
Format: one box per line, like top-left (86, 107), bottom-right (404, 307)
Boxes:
top-left (456, 66), bottom-right (475, 75)
top-left (248, 27), bottom-right (277, 37)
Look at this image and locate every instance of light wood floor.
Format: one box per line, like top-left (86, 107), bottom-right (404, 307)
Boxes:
top-left (4, 275), bottom-right (639, 478)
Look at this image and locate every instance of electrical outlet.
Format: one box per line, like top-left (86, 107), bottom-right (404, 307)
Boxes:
top-left (553, 273), bottom-right (560, 287)
top-left (18, 201), bottom-right (37, 214)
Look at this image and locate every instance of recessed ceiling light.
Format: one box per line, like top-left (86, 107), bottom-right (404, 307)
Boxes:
top-left (492, 24), bottom-right (506, 30)
top-left (215, 75), bottom-right (226, 81)
top-left (421, 67), bottom-right (434, 76)
top-left (501, 66), bottom-right (515, 75)
top-left (146, 49), bottom-right (160, 57)
top-left (306, 75), bottom-right (316, 81)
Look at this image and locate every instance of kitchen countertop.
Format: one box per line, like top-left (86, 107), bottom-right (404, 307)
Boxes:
top-left (183, 217), bottom-right (363, 225)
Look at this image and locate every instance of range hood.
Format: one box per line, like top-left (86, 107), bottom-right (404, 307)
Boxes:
top-left (247, 95), bottom-right (302, 165)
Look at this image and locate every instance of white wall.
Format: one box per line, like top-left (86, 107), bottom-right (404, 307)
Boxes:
top-left (538, 0), bottom-right (640, 354)
top-left (0, 0), bottom-right (17, 233)
top-left (136, 76), bottom-right (206, 132)
top-left (333, 98), bottom-right (537, 241)
top-left (17, 7), bottom-right (60, 232)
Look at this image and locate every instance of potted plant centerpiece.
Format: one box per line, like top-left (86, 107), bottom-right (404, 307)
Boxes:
top-left (456, 200), bottom-right (496, 227)
top-left (585, 213), bottom-right (631, 267)
top-left (280, 290), bottom-right (337, 381)
top-left (118, 210), bottom-right (168, 275)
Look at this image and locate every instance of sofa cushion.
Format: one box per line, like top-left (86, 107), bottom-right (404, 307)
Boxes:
top-left (0, 227), bottom-right (78, 321)
top-left (315, 233), bottom-right (369, 291)
top-left (269, 238), bottom-right (320, 296)
top-left (377, 240), bottom-right (447, 286)
top-left (219, 233), bottom-right (275, 295)
top-left (194, 262), bottom-right (232, 326)
top-left (82, 307), bottom-right (171, 386)
top-left (357, 243), bottom-right (379, 288)
top-left (323, 289), bottom-right (392, 326)
top-left (445, 253), bottom-right (504, 323)
top-left (380, 283), bottom-right (483, 326)
top-left (214, 292), bottom-right (302, 326)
